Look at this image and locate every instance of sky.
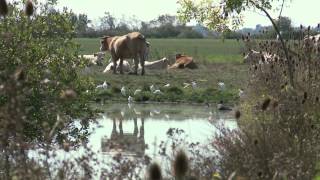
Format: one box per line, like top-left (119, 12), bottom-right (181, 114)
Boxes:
top-left (31, 0), bottom-right (320, 28)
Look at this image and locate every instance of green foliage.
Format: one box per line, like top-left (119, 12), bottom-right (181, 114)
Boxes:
top-left (0, 1), bottom-right (93, 141)
top-left (177, 0), bottom-right (289, 31)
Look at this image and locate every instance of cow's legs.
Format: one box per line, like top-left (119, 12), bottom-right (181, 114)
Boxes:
top-left (112, 56), bottom-right (117, 74)
top-left (140, 52), bottom-right (145, 76)
top-left (133, 56), bottom-right (139, 75)
top-left (119, 58), bottom-right (124, 74)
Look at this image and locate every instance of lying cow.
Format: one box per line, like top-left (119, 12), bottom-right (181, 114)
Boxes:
top-left (138, 57), bottom-right (169, 70)
top-left (169, 54), bottom-right (197, 69)
top-left (244, 50), bottom-right (279, 64)
top-left (103, 60), bottom-right (131, 73)
top-left (80, 52), bottom-right (105, 66)
top-left (100, 32), bottom-right (150, 75)
top-left (303, 34), bottom-right (320, 51)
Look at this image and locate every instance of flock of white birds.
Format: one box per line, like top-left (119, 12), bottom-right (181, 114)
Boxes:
top-left (95, 80), bottom-right (245, 106)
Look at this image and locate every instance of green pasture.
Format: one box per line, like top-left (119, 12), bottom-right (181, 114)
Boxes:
top-left (75, 38), bottom-right (245, 63)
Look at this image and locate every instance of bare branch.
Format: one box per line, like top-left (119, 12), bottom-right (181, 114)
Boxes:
top-left (278, 0), bottom-right (285, 19)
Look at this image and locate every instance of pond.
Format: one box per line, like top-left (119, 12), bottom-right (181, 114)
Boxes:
top-left (29, 103), bottom-right (237, 179)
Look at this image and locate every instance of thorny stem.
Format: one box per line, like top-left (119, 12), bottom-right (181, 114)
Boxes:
top-left (249, 0), bottom-right (295, 87)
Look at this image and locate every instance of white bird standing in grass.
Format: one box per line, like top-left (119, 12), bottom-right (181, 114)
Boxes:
top-left (191, 81), bottom-right (197, 89)
top-left (121, 86), bottom-right (126, 96)
top-left (218, 82), bottom-right (225, 91)
top-left (128, 96), bottom-right (133, 103)
top-left (150, 84), bottom-right (155, 92)
top-left (96, 81), bottom-right (109, 89)
top-left (238, 89), bottom-right (244, 98)
top-left (134, 89), bottom-right (142, 95)
top-left (153, 89), bottom-right (163, 94)
top-left (164, 83), bottom-right (170, 87)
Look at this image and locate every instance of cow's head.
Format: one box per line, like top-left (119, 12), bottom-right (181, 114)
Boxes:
top-left (175, 53), bottom-right (182, 59)
top-left (161, 57), bottom-right (168, 63)
top-left (100, 36), bottom-right (111, 51)
top-left (94, 52), bottom-right (105, 60)
top-left (94, 52), bottom-right (105, 66)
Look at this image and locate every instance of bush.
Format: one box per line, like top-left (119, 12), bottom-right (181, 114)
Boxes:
top-left (0, 1), bottom-right (94, 179)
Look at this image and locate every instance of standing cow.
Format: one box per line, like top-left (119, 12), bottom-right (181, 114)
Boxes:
top-left (100, 32), bottom-right (150, 75)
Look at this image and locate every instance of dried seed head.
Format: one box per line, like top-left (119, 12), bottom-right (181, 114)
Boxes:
top-left (304, 92), bottom-right (308, 99)
top-left (148, 163), bottom-right (162, 180)
top-left (173, 149), bottom-right (188, 178)
top-left (261, 98), bottom-right (271, 111)
top-left (0, 0), bottom-right (8, 16)
top-left (25, 0), bottom-right (34, 17)
top-left (235, 110), bottom-right (241, 119)
top-left (14, 68), bottom-right (25, 81)
top-left (311, 124), bottom-right (315, 129)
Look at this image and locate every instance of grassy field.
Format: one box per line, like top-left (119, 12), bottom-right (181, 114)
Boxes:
top-left (75, 38), bottom-right (245, 63)
top-left (76, 38), bottom-right (249, 105)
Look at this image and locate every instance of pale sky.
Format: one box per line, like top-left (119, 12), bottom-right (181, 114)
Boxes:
top-left (21, 0), bottom-right (320, 28)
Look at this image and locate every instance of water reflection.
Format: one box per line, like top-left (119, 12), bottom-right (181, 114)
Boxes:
top-left (95, 103), bottom-right (237, 158)
top-left (27, 103), bottom-right (237, 179)
top-left (101, 116), bottom-right (146, 157)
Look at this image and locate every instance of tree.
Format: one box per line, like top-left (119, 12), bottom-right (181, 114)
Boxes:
top-left (100, 12), bottom-right (116, 30)
top-left (76, 14), bottom-right (91, 35)
top-left (276, 16), bottom-right (292, 39)
top-left (178, 0), bottom-right (294, 87)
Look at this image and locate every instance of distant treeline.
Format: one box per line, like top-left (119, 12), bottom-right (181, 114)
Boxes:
top-left (224, 16), bottom-right (320, 40)
top-left (71, 12), bottom-right (320, 39)
top-left (71, 13), bottom-right (205, 38)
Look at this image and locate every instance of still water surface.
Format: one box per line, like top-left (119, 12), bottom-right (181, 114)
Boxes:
top-left (30, 103), bottom-right (237, 178)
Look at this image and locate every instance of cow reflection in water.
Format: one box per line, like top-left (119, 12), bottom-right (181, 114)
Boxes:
top-left (101, 116), bottom-right (146, 157)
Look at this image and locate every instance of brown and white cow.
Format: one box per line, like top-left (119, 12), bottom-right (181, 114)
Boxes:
top-left (244, 50), bottom-right (279, 64)
top-left (303, 34), bottom-right (320, 51)
top-left (169, 54), bottom-right (198, 69)
top-left (100, 32), bottom-right (150, 75)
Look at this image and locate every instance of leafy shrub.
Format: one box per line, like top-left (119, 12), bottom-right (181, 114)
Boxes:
top-left (0, 0), bottom-right (94, 179)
